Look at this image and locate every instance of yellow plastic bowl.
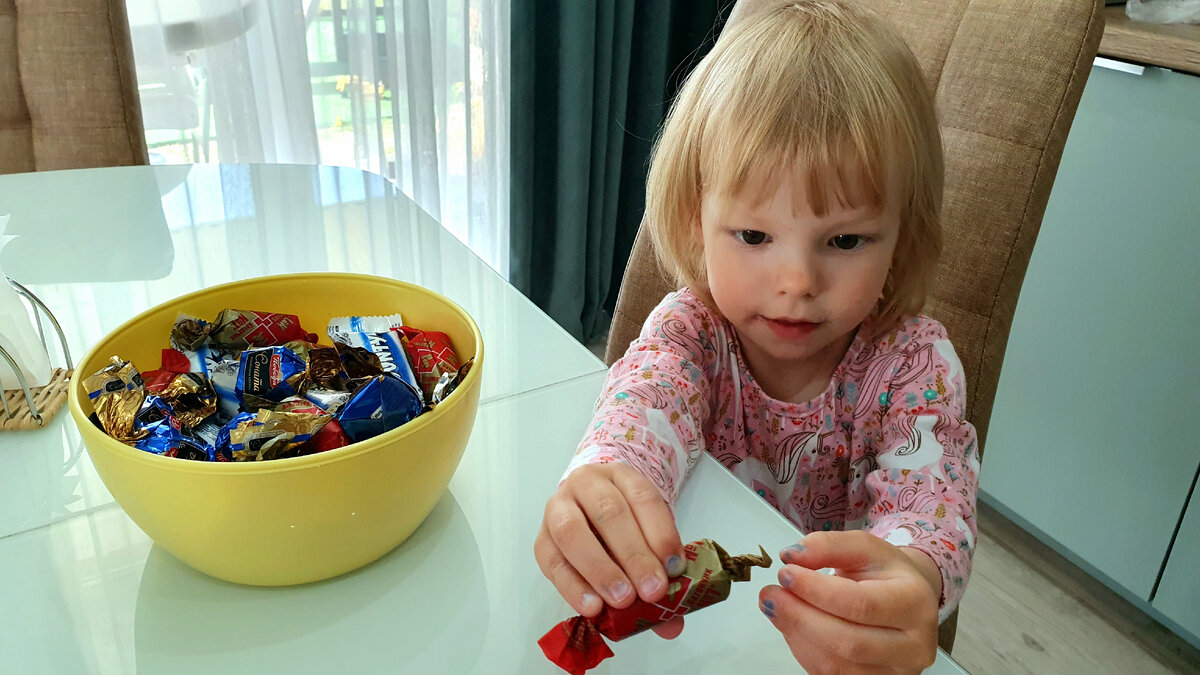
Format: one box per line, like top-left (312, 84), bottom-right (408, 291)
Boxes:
top-left (68, 273), bottom-right (483, 586)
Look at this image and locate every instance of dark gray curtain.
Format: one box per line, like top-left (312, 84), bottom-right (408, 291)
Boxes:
top-left (510, 0), bottom-right (734, 342)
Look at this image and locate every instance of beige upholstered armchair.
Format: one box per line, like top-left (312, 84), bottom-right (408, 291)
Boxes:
top-left (605, 0), bottom-right (1105, 652)
top-left (0, 0), bottom-right (148, 174)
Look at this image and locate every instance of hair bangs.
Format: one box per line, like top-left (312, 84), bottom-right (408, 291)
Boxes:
top-left (696, 15), bottom-right (904, 222)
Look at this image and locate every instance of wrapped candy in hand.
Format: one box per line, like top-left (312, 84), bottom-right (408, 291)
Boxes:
top-left (538, 539), bottom-right (771, 674)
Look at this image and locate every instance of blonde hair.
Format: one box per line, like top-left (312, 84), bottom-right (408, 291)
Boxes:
top-left (645, 0), bottom-right (943, 331)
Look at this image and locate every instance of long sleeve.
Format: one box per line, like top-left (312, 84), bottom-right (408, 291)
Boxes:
top-left (562, 290), bottom-right (722, 505)
top-left (860, 320), bottom-right (980, 622)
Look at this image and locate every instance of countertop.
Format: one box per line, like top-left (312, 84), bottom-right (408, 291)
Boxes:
top-left (1101, 5), bottom-right (1200, 75)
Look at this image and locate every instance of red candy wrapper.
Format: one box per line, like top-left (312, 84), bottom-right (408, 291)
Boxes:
top-left (209, 309), bottom-right (318, 350)
top-left (539, 539), bottom-right (771, 673)
top-left (399, 327), bottom-right (460, 399)
top-left (142, 349), bottom-right (193, 394)
top-left (299, 418), bottom-right (350, 455)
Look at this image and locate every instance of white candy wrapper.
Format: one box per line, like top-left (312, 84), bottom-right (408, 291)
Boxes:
top-left (327, 314), bottom-right (423, 404)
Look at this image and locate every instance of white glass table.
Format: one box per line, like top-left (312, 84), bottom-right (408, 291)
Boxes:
top-left (0, 164), bottom-right (967, 673)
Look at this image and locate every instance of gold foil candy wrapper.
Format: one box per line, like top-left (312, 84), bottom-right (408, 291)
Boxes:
top-left (716, 542), bottom-right (773, 581)
top-left (334, 342), bottom-right (384, 380)
top-left (208, 309), bottom-right (312, 351)
top-left (282, 339), bottom-right (320, 365)
top-left (307, 346), bottom-right (350, 391)
top-left (159, 372), bottom-right (218, 429)
top-left (83, 357), bottom-right (149, 442)
top-left (169, 313), bottom-right (212, 352)
top-left (229, 408), bottom-right (332, 462)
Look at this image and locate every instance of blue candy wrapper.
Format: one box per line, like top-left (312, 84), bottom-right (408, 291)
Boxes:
top-left (134, 395), bottom-right (174, 428)
top-left (336, 373), bottom-right (423, 443)
top-left (135, 418), bottom-right (209, 461)
top-left (214, 412), bottom-right (257, 462)
top-left (237, 346), bottom-right (306, 411)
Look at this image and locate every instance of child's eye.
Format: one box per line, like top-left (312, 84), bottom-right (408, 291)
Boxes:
top-left (735, 230), bottom-right (768, 246)
top-left (830, 234), bottom-right (867, 250)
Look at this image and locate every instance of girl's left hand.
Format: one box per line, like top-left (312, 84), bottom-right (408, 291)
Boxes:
top-left (758, 530), bottom-right (941, 674)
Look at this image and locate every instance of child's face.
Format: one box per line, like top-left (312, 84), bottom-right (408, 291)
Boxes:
top-left (699, 166), bottom-right (899, 381)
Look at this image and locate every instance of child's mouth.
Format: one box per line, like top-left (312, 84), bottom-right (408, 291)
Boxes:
top-left (763, 317), bottom-right (819, 340)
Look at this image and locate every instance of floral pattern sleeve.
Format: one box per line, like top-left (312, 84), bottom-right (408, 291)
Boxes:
top-left (562, 290), bottom-right (722, 505)
top-left (860, 320), bottom-right (980, 621)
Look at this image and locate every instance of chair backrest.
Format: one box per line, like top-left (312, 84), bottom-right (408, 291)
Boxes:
top-left (606, 0), bottom-right (1104, 458)
top-left (0, 0), bottom-right (148, 175)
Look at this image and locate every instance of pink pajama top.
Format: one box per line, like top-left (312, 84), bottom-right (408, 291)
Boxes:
top-left (564, 289), bottom-right (980, 619)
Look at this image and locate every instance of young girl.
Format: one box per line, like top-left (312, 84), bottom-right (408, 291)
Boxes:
top-left (535, 0), bottom-right (978, 670)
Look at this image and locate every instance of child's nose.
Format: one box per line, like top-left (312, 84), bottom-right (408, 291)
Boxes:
top-left (775, 253), bottom-right (819, 298)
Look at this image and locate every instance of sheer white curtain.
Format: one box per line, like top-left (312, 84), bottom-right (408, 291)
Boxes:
top-left (126, 0), bottom-right (511, 277)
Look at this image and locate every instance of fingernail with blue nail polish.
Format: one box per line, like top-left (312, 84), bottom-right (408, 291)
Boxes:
top-left (780, 543), bottom-right (806, 560)
top-left (666, 555), bottom-right (686, 577)
top-left (779, 568), bottom-right (793, 588)
top-left (760, 598), bottom-right (776, 619)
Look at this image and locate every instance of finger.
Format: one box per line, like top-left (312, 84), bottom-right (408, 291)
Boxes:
top-left (575, 479), bottom-right (669, 604)
top-left (535, 523), bottom-right (605, 616)
top-left (544, 496), bottom-right (636, 607)
top-left (779, 530), bottom-right (892, 574)
top-left (778, 564), bottom-right (928, 629)
top-left (760, 585), bottom-right (929, 670)
top-left (651, 616), bottom-right (685, 640)
top-left (758, 590), bottom-right (895, 675)
top-left (611, 466), bottom-right (686, 575)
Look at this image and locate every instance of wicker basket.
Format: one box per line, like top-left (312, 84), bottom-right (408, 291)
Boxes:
top-left (0, 278), bottom-right (72, 430)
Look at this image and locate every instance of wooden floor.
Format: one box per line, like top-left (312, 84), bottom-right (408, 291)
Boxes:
top-left (585, 339), bottom-right (1200, 674)
top-left (955, 501), bottom-right (1200, 674)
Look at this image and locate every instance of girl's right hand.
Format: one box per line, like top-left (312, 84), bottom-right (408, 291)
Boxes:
top-left (534, 462), bottom-right (689, 639)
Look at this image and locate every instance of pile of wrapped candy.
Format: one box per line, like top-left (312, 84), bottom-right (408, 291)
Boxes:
top-left (84, 308), bottom-right (471, 462)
